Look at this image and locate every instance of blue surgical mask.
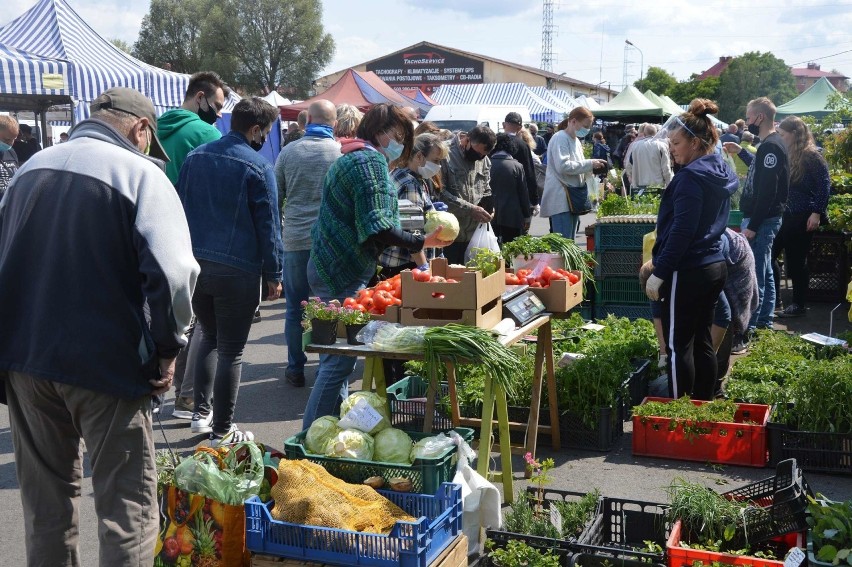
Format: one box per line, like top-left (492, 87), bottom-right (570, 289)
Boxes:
top-left (381, 135), bottom-right (404, 162)
top-left (576, 127), bottom-right (590, 138)
top-left (0, 142), bottom-right (11, 152)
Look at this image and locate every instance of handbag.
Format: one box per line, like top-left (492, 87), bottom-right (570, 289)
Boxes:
top-left (562, 180), bottom-right (592, 215)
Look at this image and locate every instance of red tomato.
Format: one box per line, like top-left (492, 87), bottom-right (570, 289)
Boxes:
top-left (541, 266), bottom-right (555, 282)
top-left (354, 304), bottom-right (367, 313)
top-left (549, 273), bottom-right (566, 281)
top-left (432, 292), bottom-right (446, 299)
top-left (356, 288), bottom-right (373, 301)
top-left (529, 281), bottom-right (542, 288)
top-left (412, 269), bottom-right (432, 282)
top-left (376, 281), bottom-right (393, 293)
top-left (445, 278), bottom-right (459, 283)
top-left (360, 297), bottom-right (374, 311)
top-left (391, 279), bottom-right (402, 298)
top-left (429, 276), bottom-right (447, 283)
top-left (373, 290), bottom-right (394, 313)
top-left (567, 272), bottom-right (580, 284)
top-left (506, 274), bottom-right (521, 286)
top-left (343, 297), bottom-right (357, 308)
top-left (517, 269), bottom-right (531, 279)
top-left (526, 276), bottom-right (538, 286)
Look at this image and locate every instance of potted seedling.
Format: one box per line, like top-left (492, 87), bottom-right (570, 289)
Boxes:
top-left (302, 297), bottom-right (340, 345)
top-left (338, 306), bottom-right (371, 345)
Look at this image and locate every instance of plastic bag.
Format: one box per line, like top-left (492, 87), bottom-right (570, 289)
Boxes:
top-left (174, 442), bottom-right (264, 506)
top-left (356, 321), bottom-right (426, 353)
top-left (448, 431), bottom-right (501, 554)
top-left (410, 433), bottom-right (455, 462)
top-left (464, 222), bottom-right (500, 263)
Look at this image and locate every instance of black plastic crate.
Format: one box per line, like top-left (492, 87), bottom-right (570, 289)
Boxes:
top-left (806, 231), bottom-right (851, 302)
top-left (561, 401), bottom-right (624, 452)
top-left (622, 360), bottom-right (652, 419)
top-left (768, 421), bottom-right (852, 475)
top-left (721, 458), bottom-right (812, 547)
top-left (595, 250), bottom-right (644, 278)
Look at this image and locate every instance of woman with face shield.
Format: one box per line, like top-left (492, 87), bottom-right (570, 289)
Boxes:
top-left (644, 99), bottom-right (739, 401)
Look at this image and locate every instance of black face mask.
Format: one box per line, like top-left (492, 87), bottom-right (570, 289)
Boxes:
top-left (463, 146), bottom-right (483, 163)
top-left (250, 134), bottom-right (266, 152)
top-left (197, 96), bottom-right (218, 125)
top-left (746, 115), bottom-right (761, 137)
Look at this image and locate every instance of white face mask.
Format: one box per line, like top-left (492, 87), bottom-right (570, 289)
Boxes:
top-left (417, 161), bottom-right (441, 179)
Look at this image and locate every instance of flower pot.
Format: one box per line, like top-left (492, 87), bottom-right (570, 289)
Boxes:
top-left (310, 318), bottom-right (338, 345)
top-left (345, 323), bottom-right (366, 345)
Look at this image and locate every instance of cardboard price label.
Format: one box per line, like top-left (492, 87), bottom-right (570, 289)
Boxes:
top-left (784, 547), bottom-right (805, 567)
top-left (338, 397), bottom-right (384, 433)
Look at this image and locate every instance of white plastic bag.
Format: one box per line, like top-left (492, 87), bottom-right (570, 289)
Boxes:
top-left (464, 222), bottom-right (500, 263)
top-left (448, 431), bottom-right (501, 555)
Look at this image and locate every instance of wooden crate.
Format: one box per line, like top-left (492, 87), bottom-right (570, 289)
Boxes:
top-left (251, 534), bottom-right (468, 567)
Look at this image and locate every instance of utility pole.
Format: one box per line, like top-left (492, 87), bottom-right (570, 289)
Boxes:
top-left (541, 0), bottom-right (555, 72)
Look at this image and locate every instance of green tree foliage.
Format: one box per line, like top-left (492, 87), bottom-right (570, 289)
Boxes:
top-left (669, 75), bottom-right (720, 106)
top-left (633, 66), bottom-right (678, 96)
top-left (715, 51), bottom-right (798, 122)
top-left (205, 0), bottom-right (334, 96)
top-left (133, 0), bottom-right (216, 74)
top-left (109, 38), bottom-right (131, 54)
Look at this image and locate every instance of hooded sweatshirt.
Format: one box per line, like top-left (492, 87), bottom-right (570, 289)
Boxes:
top-left (652, 153), bottom-right (738, 281)
top-left (157, 108), bottom-right (222, 185)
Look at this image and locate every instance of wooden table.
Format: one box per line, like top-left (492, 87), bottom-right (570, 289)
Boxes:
top-left (305, 315), bottom-right (559, 502)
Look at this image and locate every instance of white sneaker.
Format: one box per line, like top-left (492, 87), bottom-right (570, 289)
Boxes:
top-left (190, 411), bottom-right (213, 434)
top-left (209, 424), bottom-right (254, 447)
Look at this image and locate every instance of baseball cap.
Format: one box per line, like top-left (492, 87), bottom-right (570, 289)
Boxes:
top-left (90, 87), bottom-right (169, 162)
top-left (504, 112), bottom-right (523, 126)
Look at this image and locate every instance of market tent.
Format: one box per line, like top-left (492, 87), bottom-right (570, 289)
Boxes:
top-left (643, 90), bottom-right (682, 117)
top-left (593, 86), bottom-right (665, 121)
top-left (529, 86), bottom-right (576, 116)
top-left (431, 82), bottom-right (563, 122)
top-left (574, 95), bottom-right (602, 110)
top-left (0, 42), bottom-right (72, 111)
top-left (262, 91), bottom-right (292, 107)
top-left (0, 0), bottom-right (228, 122)
top-left (396, 88), bottom-right (436, 118)
top-left (547, 89), bottom-right (581, 111)
top-left (776, 77), bottom-right (849, 119)
top-left (279, 69), bottom-right (410, 120)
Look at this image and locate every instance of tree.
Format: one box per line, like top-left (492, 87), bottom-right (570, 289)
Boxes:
top-left (206, 0), bottom-right (334, 96)
top-left (715, 51), bottom-right (798, 122)
top-left (110, 38), bottom-right (131, 54)
top-left (132, 0), bottom-right (221, 74)
top-left (633, 66), bottom-right (677, 96)
top-left (669, 75), bottom-right (720, 106)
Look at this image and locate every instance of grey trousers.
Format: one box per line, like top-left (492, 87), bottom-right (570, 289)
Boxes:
top-left (6, 371), bottom-right (158, 567)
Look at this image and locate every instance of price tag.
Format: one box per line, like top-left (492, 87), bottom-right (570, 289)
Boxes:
top-left (338, 398), bottom-right (383, 433)
top-left (784, 547), bottom-right (806, 567)
top-left (549, 506), bottom-right (563, 533)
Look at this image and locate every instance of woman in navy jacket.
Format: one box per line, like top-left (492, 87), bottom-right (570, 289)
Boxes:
top-left (645, 99), bottom-right (739, 400)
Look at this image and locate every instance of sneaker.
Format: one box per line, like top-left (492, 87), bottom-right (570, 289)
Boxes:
top-left (190, 411), bottom-right (213, 434)
top-left (285, 369), bottom-right (305, 388)
top-left (210, 424), bottom-right (254, 447)
top-left (172, 396), bottom-right (194, 420)
top-left (778, 303), bottom-right (806, 318)
top-left (731, 341), bottom-right (750, 355)
top-left (253, 308), bottom-right (262, 324)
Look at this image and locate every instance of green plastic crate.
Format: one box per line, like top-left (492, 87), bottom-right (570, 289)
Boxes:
top-left (595, 277), bottom-right (647, 305)
top-left (283, 426), bottom-right (474, 495)
top-left (728, 209), bottom-right (743, 228)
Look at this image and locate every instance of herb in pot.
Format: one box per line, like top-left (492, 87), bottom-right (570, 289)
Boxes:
top-left (486, 539), bottom-right (561, 567)
top-left (807, 495), bottom-right (852, 565)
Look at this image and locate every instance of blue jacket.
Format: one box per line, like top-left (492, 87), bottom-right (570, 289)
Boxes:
top-left (178, 131), bottom-right (284, 282)
top-left (652, 153), bottom-right (738, 281)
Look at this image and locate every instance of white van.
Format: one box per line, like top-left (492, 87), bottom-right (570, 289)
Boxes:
top-left (423, 104), bottom-right (532, 133)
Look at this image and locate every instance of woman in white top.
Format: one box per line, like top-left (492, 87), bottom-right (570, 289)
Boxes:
top-left (540, 107), bottom-right (608, 240)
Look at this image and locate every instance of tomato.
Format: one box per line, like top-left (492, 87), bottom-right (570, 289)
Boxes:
top-left (354, 303), bottom-right (367, 313)
top-left (517, 269), bottom-right (531, 279)
top-left (391, 279), bottom-right (402, 298)
top-left (505, 274), bottom-right (521, 285)
top-left (445, 278), bottom-right (459, 284)
top-left (541, 266), bottom-right (555, 282)
top-left (432, 292), bottom-right (445, 299)
top-left (343, 297), bottom-right (357, 308)
top-left (373, 290), bottom-right (394, 313)
top-left (429, 276), bottom-right (447, 283)
top-left (411, 268), bottom-right (432, 282)
top-left (567, 272), bottom-right (580, 284)
top-left (356, 288), bottom-right (373, 302)
top-left (529, 281), bottom-right (542, 288)
top-left (376, 280), bottom-right (393, 293)
top-left (360, 297), bottom-right (374, 311)
top-left (390, 297), bottom-right (402, 306)
top-left (549, 273), bottom-right (567, 281)
top-left (525, 276), bottom-right (538, 286)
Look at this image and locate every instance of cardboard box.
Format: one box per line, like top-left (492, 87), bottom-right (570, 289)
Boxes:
top-left (400, 257), bottom-right (505, 310)
top-left (529, 271), bottom-right (584, 312)
top-left (512, 252), bottom-right (564, 272)
top-left (400, 297), bottom-right (502, 328)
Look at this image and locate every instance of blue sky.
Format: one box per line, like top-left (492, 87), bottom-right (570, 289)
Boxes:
top-left (4, 0), bottom-right (852, 90)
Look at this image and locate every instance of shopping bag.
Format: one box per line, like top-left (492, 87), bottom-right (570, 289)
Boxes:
top-left (464, 222), bottom-right (500, 263)
top-left (154, 485), bottom-right (250, 567)
top-left (449, 432), bottom-right (500, 555)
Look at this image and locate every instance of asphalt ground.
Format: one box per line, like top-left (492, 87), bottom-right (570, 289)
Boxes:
top-left (2, 213), bottom-right (851, 564)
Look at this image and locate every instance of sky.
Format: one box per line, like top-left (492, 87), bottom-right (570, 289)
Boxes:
top-left (3, 0), bottom-right (852, 93)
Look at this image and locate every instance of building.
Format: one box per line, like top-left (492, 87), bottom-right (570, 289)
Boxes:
top-left (697, 56), bottom-right (733, 80)
top-left (313, 41), bottom-right (617, 102)
top-left (790, 63), bottom-right (849, 93)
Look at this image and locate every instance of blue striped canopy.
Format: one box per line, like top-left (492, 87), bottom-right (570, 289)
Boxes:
top-left (0, 0), bottom-right (192, 120)
top-left (431, 82), bottom-right (564, 123)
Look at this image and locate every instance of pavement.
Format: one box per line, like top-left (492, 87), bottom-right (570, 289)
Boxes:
top-left (1, 213), bottom-right (850, 564)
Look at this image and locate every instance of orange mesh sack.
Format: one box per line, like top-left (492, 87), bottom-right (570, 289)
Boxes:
top-left (270, 459), bottom-right (414, 534)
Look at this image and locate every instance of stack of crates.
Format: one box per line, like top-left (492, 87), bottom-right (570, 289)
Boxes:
top-left (593, 216), bottom-right (657, 320)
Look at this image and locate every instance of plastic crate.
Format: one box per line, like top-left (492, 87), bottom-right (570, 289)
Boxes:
top-left (728, 209), bottom-right (744, 228)
top-left (595, 277), bottom-right (647, 305)
top-left (767, 420), bottom-right (852, 475)
top-left (594, 250), bottom-right (644, 278)
top-left (574, 496), bottom-right (670, 567)
top-left (622, 360), bottom-right (652, 419)
top-left (632, 397), bottom-right (770, 467)
top-left (806, 232), bottom-right (851, 302)
top-left (808, 531), bottom-right (833, 567)
top-left (720, 458), bottom-right (812, 547)
top-left (594, 304), bottom-right (653, 321)
top-left (595, 222), bottom-right (656, 251)
top-left (562, 401), bottom-right (624, 452)
top-left (245, 482), bottom-right (462, 567)
top-left (283, 427), bottom-right (474, 495)
top-left (666, 520), bottom-right (796, 567)
top-left (386, 375), bottom-right (454, 432)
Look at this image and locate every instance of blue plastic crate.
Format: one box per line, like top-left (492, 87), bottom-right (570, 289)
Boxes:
top-left (245, 483), bottom-right (462, 567)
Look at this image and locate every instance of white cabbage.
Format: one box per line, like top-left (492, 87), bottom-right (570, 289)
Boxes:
top-left (373, 428), bottom-right (414, 464)
top-left (424, 210), bottom-right (459, 241)
top-left (305, 416), bottom-right (341, 454)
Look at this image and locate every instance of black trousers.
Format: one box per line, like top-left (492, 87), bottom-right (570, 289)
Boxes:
top-left (493, 224), bottom-right (523, 246)
top-left (661, 261), bottom-right (727, 401)
top-left (772, 212), bottom-right (814, 308)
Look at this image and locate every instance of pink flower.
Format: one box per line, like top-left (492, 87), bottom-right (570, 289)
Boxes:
top-left (300, 300), bottom-right (307, 307)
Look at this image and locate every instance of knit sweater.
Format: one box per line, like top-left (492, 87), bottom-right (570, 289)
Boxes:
top-left (786, 150), bottom-right (830, 216)
top-left (311, 141), bottom-right (400, 295)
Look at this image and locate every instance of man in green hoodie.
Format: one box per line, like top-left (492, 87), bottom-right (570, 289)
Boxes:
top-left (157, 71), bottom-right (230, 185)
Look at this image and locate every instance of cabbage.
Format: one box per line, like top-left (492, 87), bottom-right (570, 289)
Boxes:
top-left (373, 428), bottom-right (414, 464)
top-left (424, 210), bottom-right (459, 242)
top-left (324, 429), bottom-right (375, 460)
top-left (305, 416), bottom-right (341, 454)
top-left (410, 433), bottom-right (455, 462)
top-left (339, 391), bottom-right (391, 435)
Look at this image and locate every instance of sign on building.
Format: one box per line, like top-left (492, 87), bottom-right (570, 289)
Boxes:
top-left (367, 47), bottom-right (484, 94)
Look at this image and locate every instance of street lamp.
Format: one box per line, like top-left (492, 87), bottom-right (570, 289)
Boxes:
top-left (625, 39), bottom-right (644, 81)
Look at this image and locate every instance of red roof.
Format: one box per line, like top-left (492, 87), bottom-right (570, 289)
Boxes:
top-left (791, 67), bottom-right (848, 79)
top-left (279, 69), bottom-right (410, 120)
top-left (697, 56), bottom-right (733, 80)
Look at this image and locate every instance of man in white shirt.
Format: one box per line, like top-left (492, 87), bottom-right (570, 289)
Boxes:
top-left (625, 123), bottom-right (673, 195)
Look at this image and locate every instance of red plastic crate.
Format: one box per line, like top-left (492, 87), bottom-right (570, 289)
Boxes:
top-left (666, 520), bottom-right (800, 567)
top-left (632, 397), bottom-right (770, 467)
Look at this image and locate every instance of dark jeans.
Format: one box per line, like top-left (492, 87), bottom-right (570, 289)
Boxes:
top-left (493, 224), bottom-right (523, 246)
top-left (772, 212), bottom-right (814, 308)
top-left (661, 261), bottom-right (727, 401)
top-left (189, 260), bottom-right (260, 434)
top-left (172, 318), bottom-right (195, 399)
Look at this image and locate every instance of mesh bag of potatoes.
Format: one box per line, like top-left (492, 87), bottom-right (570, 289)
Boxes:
top-left (270, 459), bottom-right (415, 534)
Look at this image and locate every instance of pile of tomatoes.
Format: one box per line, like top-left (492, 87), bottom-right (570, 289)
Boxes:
top-left (343, 275), bottom-right (403, 316)
top-left (505, 266), bottom-right (580, 288)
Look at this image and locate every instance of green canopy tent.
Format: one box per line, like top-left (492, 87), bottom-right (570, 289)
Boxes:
top-left (776, 77), bottom-right (849, 119)
top-left (646, 91), bottom-right (684, 116)
top-left (593, 85), bottom-right (666, 122)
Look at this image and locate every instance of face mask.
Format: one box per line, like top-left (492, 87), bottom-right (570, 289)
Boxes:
top-left (464, 146), bottom-right (483, 162)
top-left (250, 132), bottom-right (266, 152)
top-left (575, 126), bottom-right (590, 138)
top-left (380, 135), bottom-right (404, 162)
top-left (417, 161), bottom-right (441, 179)
top-left (747, 115), bottom-right (761, 136)
top-left (197, 96), bottom-right (218, 125)
top-left (0, 142), bottom-right (11, 152)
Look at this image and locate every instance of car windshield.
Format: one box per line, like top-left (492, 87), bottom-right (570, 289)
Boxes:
top-left (430, 120), bottom-right (478, 132)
